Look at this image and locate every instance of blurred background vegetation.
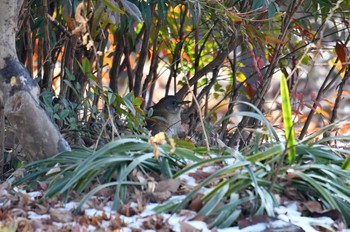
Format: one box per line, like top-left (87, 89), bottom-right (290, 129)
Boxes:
top-left (14, 0), bottom-right (350, 147)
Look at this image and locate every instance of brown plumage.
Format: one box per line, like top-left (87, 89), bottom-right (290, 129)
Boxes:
top-left (146, 96), bottom-right (188, 137)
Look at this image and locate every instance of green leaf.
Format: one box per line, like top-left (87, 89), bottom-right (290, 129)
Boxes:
top-left (252, 0), bottom-right (264, 10)
top-left (59, 109), bottom-right (70, 119)
top-left (75, 180), bottom-right (145, 212)
top-left (198, 184), bottom-right (229, 215)
top-left (247, 143), bottom-right (285, 163)
top-left (342, 155), bottom-right (350, 170)
top-left (139, 1), bottom-right (151, 26)
top-left (81, 57), bottom-right (91, 74)
top-left (124, 92), bottom-right (136, 116)
top-left (101, 0), bottom-right (124, 13)
top-left (112, 152), bottom-right (154, 210)
top-left (210, 194), bottom-right (250, 228)
top-left (171, 161), bottom-right (250, 213)
top-left (107, 91), bottom-right (116, 105)
top-left (132, 96), bottom-right (143, 106)
top-left (65, 67), bottom-right (75, 81)
top-left (280, 75), bottom-right (296, 164)
top-left (315, 0), bottom-right (332, 8)
top-left (292, 170), bottom-right (339, 208)
top-left (120, 0), bottom-right (143, 23)
top-left (157, 0), bottom-right (168, 21)
top-left (268, 2), bottom-right (278, 19)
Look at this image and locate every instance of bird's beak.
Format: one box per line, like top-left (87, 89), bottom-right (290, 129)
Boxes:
top-left (175, 100), bottom-right (190, 105)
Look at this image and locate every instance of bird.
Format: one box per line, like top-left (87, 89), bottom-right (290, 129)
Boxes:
top-left (146, 96), bottom-right (188, 137)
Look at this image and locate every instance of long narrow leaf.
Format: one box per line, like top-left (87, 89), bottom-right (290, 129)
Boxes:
top-left (292, 171), bottom-right (339, 208)
top-left (112, 153), bottom-right (154, 210)
top-left (280, 75), bottom-right (296, 164)
top-left (156, 161), bottom-right (250, 214)
top-left (247, 142), bottom-right (285, 162)
top-left (342, 155), bottom-right (350, 170)
top-left (215, 101), bottom-right (279, 141)
top-left (75, 180), bottom-right (145, 212)
top-left (198, 184), bottom-right (229, 215)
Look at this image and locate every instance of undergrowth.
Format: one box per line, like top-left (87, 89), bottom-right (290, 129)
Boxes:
top-left (11, 96), bottom-right (350, 228)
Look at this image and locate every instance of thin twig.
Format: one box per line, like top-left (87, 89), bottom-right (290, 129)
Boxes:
top-left (184, 75), bottom-right (210, 154)
top-left (0, 106), bottom-right (4, 178)
top-left (330, 68), bottom-right (350, 123)
top-left (299, 33), bottom-right (350, 139)
top-left (46, 14), bottom-right (72, 37)
top-left (229, 0), bottom-right (303, 147)
top-left (269, 145), bottom-right (288, 191)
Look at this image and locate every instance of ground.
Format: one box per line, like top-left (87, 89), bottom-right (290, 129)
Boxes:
top-left (0, 167), bottom-right (347, 232)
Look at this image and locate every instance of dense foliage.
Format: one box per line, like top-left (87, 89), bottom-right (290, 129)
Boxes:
top-left (8, 0), bottom-right (350, 229)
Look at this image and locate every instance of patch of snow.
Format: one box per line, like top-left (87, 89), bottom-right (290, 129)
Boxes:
top-left (12, 187), bottom-right (348, 231)
top-left (179, 172), bottom-right (197, 186)
top-left (141, 203), bottom-right (160, 216)
top-left (275, 204), bottom-right (301, 217)
top-left (120, 214), bottom-right (139, 224)
top-left (240, 222), bottom-right (268, 232)
top-left (27, 211), bottom-right (50, 220)
top-left (87, 224), bottom-right (97, 231)
top-left (217, 228), bottom-right (242, 232)
top-left (26, 191), bottom-right (42, 200)
top-left (85, 208), bottom-right (102, 217)
top-left (278, 214), bottom-right (334, 232)
top-left (64, 201), bottom-right (79, 211)
top-left (186, 220), bottom-right (212, 232)
top-left (270, 219), bottom-right (292, 228)
top-left (217, 221), bottom-right (292, 232)
top-left (201, 166), bottom-right (218, 173)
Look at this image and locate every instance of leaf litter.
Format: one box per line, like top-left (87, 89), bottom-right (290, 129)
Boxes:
top-left (0, 167), bottom-right (348, 232)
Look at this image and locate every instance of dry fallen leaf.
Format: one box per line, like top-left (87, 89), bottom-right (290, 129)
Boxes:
top-left (302, 201), bottom-right (322, 213)
top-left (154, 179), bottom-right (182, 193)
top-left (179, 221), bottom-right (201, 232)
top-left (238, 215), bottom-right (305, 232)
top-left (188, 194), bottom-right (204, 212)
top-left (189, 171), bottom-right (212, 184)
top-left (49, 208), bottom-right (73, 223)
top-left (142, 214), bottom-right (173, 231)
top-left (148, 190), bottom-right (172, 203)
top-left (118, 204), bottom-right (138, 217)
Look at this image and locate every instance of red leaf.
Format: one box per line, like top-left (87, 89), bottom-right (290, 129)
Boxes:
top-left (292, 109), bottom-right (303, 116)
top-left (302, 29), bottom-right (314, 40)
top-left (335, 41), bottom-right (348, 70)
top-left (265, 36), bottom-right (285, 44)
top-left (268, 54), bottom-right (273, 63)
top-left (293, 24), bottom-right (302, 31)
top-left (294, 92), bottom-right (303, 101)
top-left (313, 101), bottom-right (322, 109)
top-left (310, 92), bottom-right (316, 100)
top-left (245, 83), bottom-right (255, 99)
top-left (255, 56), bottom-right (264, 69)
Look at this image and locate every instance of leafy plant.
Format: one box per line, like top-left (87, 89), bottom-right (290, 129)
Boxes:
top-left (155, 114), bottom-right (350, 228)
top-left (8, 0), bottom-right (350, 230)
top-left (12, 135), bottom-right (202, 211)
top-left (155, 142), bottom-right (285, 228)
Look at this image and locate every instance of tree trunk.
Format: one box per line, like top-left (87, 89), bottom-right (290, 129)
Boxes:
top-left (0, 0), bottom-right (70, 160)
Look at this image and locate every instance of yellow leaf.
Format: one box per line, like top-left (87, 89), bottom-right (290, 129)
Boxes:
top-left (10, 76), bottom-right (16, 86)
top-left (236, 71), bottom-right (246, 82)
top-left (315, 107), bottom-right (330, 119)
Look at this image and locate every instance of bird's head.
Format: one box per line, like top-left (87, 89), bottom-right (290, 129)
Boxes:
top-left (147, 96), bottom-right (190, 136)
top-left (155, 96), bottom-right (189, 114)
